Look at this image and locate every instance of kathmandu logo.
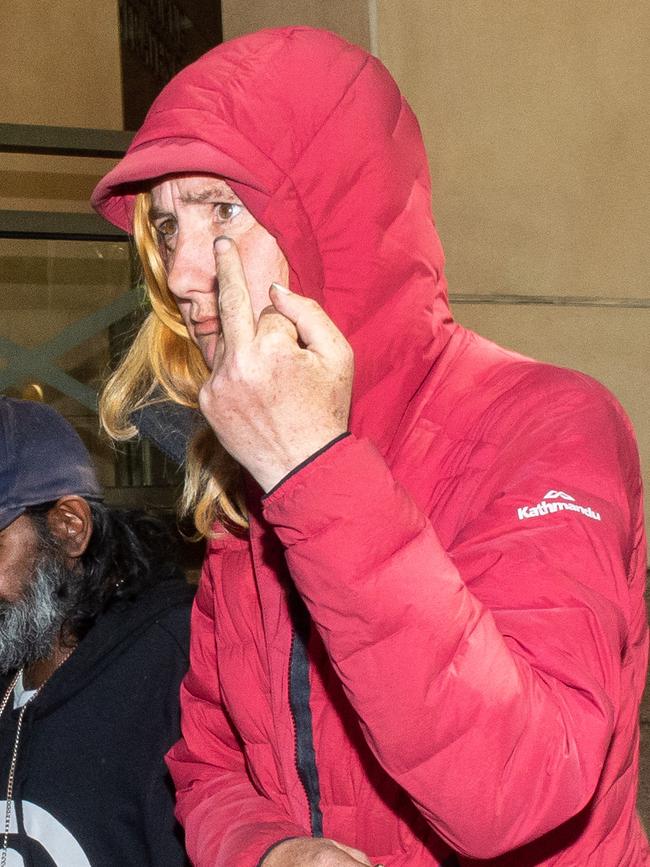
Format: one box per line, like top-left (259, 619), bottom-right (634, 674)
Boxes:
top-left (517, 490), bottom-right (601, 522)
top-left (543, 490), bottom-right (574, 500)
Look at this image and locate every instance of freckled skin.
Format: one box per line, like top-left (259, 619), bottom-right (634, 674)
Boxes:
top-left (0, 514), bottom-right (38, 604)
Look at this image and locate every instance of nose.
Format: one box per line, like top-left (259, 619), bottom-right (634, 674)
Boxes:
top-left (166, 231), bottom-right (216, 302)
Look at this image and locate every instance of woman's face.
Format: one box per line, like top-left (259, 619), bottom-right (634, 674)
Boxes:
top-left (149, 174), bottom-right (289, 367)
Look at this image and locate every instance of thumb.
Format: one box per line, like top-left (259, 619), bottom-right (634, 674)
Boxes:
top-left (269, 282), bottom-right (345, 354)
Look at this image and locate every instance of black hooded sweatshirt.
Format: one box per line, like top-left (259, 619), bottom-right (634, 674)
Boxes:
top-left (0, 578), bottom-right (194, 866)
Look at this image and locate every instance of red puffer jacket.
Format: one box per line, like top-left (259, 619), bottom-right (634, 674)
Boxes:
top-left (93, 27), bottom-right (649, 867)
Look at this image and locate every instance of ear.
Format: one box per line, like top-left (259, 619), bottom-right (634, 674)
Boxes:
top-left (46, 496), bottom-right (93, 560)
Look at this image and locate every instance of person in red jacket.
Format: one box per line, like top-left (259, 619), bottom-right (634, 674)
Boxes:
top-left (92, 26), bottom-right (649, 867)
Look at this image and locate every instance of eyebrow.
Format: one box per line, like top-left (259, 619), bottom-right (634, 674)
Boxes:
top-left (149, 183), bottom-right (240, 222)
top-left (149, 207), bottom-right (173, 222)
top-left (181, 183), bottom-right (239, 203)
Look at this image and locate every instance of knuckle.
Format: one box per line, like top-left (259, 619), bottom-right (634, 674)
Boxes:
top-left (305, 297), bottom-right (322, 313)
top-left (259, 330), bottom-right (288, 353)
top-left (341, 340), bottom-right (354, 362)
top-left (223, 351), bottom-right (248, 382)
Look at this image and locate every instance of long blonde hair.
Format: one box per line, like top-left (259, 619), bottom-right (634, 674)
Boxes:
top-left (99, 192), bottom-right (247, 536)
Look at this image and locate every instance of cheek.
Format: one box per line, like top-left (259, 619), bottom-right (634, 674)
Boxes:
top-left (0, 551), bottom-right (33, 602)
top-left (163, 277), bottom-right (193, 332)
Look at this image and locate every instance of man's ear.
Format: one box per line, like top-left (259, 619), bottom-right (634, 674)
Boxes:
top-left (46, 496), bottom-right (93, 560)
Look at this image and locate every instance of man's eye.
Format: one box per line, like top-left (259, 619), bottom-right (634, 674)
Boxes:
top-left (214, 202), bottom-right (242, 222)
top-left (155, 218), bottom-right (177, 238)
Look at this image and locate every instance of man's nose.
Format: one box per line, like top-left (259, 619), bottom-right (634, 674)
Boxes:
top-left (166, 234), bottom-right (216, 299)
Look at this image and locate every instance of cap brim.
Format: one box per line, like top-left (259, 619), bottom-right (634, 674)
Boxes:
top-left (91, 139), bottom-right (263, 232)
top-left (0, 505), bottom-right (26, 533)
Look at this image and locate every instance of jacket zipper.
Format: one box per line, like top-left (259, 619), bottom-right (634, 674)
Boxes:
top-left (287, 590), bottom-right (323, 837)
top-left (288, 628), bottom-right (314, 833)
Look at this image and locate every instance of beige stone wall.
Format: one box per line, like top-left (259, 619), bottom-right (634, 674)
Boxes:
top-left (221, 0), bottom-right (374, 50)
top-left (378, 1), bottom-right (649, 299)
top-left (1, 0), bottom-right (122, 128)
top-left (0, 0), bottom-right (123, 215)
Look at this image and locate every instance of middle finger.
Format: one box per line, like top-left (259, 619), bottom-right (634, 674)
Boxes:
top-left (213, 236), bottom-right (255, 355)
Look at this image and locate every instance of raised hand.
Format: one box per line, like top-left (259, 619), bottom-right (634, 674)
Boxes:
top-left (198, 236), bottom-right (354, 492)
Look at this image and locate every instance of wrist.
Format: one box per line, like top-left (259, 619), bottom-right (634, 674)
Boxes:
top-left (258, 431), bottom-right (350, 494)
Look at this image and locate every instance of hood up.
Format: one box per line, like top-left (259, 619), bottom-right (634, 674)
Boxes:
top-left (92, 26), bottom-right (454, 456)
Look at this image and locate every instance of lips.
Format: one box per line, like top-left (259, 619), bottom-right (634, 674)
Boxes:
top-left (192, 318), bottom-right (220, 337)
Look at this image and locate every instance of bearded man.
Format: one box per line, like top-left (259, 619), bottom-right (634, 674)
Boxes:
top-left (0, 397), bottom-right (193, 866)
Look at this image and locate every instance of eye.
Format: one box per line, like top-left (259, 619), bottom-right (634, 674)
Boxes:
top-left (155, 217), bottom-right (177, 239)
top-left (214, 202), bottom-right (242, 223)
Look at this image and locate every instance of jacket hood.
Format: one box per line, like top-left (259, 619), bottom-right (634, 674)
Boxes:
top-left (92, 26), bottom-right (454, 454)
top-left (0, 579), bottom-right (194, 718)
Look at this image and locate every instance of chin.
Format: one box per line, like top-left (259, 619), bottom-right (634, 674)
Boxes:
top-left (201, 345), bottom-right (215, 369)
top-left (196, 336), bottom-right (218, 368)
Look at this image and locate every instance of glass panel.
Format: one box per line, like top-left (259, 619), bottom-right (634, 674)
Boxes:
top-left (0, 237), bottom-right (182, 505)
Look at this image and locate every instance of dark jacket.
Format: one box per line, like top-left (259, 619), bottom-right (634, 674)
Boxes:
top-left (0, 578), bottom-right (194, 866)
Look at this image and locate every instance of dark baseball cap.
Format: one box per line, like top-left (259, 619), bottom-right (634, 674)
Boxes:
top-left (0, 397), bottom-right (103, 531)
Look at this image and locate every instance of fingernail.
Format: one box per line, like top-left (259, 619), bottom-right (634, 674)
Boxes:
top-left (271, 281), bottom-right (290, 294)
top-left (213, 236), bottom-right (232, 254)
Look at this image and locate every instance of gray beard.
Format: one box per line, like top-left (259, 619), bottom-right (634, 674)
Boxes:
top-left (0, 548), bottom-right (77, 675)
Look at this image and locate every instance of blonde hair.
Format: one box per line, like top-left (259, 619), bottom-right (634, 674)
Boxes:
top-left (99, 192), bottom-right (247, 536)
